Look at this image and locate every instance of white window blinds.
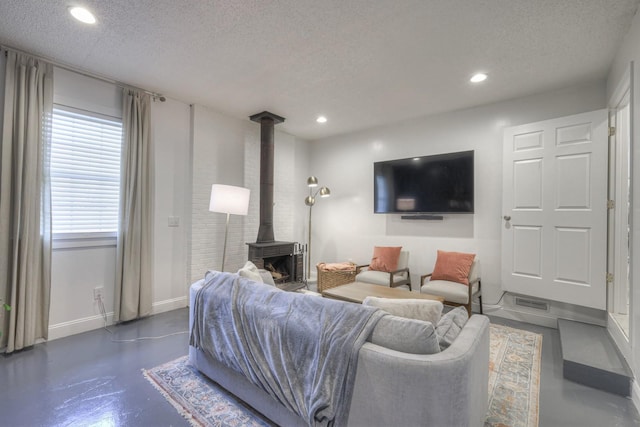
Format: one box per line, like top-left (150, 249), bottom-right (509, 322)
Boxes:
top-left (51, 106), bottom-right (123, 234)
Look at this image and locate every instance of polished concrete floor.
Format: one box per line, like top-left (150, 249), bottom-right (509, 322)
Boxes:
top-left (0, 308), bottom-right (639, 426)
top-left (0, 309), bottom-right (191, 426)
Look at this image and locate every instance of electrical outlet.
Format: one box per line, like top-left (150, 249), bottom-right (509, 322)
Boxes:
top-left (168, 216), bottom-right (180, 227)
top-left (93, 287), bottom-right (104, 301)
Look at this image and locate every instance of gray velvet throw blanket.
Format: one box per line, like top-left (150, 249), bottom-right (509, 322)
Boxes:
top-left (190, 271), bottom-right (385, 426)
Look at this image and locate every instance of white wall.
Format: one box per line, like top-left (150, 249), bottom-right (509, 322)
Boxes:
top-left (48, 70), bottom-right (191, 339)
top-left (190, 105), bottom-right (249, 280)
top-left (150, 98), bottom-right (191, 310)
top-left (607, 7), bottom-right (640, 408)
top-left (54, 68), bottom-right (122, 117)
top-left (190, 106), bottom-right (310, 282)
top-left (309, 81), bottom-right (606, 323)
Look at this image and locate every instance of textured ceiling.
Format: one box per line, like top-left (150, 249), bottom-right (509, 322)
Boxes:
top-left (0, 0), bottom-right (637, 140)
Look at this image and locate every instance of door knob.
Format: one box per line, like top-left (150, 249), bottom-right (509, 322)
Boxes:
top-left (503, 215), bottom-right (511, 221)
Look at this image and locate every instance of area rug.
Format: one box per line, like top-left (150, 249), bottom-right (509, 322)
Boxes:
top-left (144, 323), bottom-right (542, 427)
top-left (143, 357), bottom-right (273, 427)
top-left (486, 324), bottom-right (542, 427)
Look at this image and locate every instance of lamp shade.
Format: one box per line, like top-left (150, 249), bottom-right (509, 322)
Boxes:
top-left (209, 184), bottom-right (250, 215)
top-left (307, 176), bottom-right (318, 187)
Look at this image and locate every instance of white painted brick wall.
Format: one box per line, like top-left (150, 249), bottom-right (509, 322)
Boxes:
top-left (243, 129), bottom-right (260, 245)
top-left (190, 106), bottom-right (247, 281)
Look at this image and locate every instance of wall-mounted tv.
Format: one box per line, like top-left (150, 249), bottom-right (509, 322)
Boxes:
top-left (374, 150), bottom-right (474, 214)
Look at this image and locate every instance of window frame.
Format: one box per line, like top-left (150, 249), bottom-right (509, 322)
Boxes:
top-left (50, 104), bottom-right (123, 248)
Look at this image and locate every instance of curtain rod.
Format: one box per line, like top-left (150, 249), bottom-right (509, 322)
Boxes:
top-left (1, 44), bottom-right (166, 102)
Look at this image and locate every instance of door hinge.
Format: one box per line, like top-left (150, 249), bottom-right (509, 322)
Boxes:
top-left (609, 126), bottom-right (616, 137)
top-left (607, 200), bottom-right (615, 209)
top-left (606, 272), bottom-right (614, 283)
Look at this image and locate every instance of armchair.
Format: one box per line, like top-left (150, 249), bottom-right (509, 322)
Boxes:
top-left (420, 258), bottom-right (482, 316)
top-left (355, 250), bottom-right (411, 290)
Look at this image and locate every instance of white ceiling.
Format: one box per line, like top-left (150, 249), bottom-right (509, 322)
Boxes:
top-left (0, 0), bottom-right (638, 140)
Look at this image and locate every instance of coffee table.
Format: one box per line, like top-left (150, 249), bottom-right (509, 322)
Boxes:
top-left (322, 281), bottom-right (445, 304)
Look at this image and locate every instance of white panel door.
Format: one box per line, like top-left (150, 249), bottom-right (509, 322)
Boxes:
top-left (502, 110), bottom-right (608, 310)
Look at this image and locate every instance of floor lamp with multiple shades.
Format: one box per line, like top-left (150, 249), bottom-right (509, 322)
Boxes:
top-left (209, 184), bottom-right (250, 271)
top-left (304, 176), bottom-right (330, 281)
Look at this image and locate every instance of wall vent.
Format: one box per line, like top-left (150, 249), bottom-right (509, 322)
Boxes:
top-left (515, 297), bottom-right (549, 311)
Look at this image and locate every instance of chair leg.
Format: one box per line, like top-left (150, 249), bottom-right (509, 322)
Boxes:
top-left (478, 294), bottom-right (483, 314)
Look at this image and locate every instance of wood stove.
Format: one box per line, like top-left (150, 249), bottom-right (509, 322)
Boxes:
top-left (247, 242), bottom-right (303, 288)
top-left (246, 111), bottom-right (304, 290)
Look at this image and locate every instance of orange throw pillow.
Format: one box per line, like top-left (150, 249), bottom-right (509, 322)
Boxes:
top-left (431, 250), bottom-right (475, 285)
top-left (369, 246), bottom-right (402, 272)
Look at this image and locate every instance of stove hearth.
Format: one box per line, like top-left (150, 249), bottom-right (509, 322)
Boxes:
top-left (247, 241), bottom-right (303, 291)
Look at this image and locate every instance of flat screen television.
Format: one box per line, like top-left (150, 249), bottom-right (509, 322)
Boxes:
top-left (374, 150), bottom-right (474, 214)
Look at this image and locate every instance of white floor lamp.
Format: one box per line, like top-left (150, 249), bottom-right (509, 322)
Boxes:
top-left (209, 184), bottom-right (250, 271)
top-left (305, 176), bottom-right (330, 281)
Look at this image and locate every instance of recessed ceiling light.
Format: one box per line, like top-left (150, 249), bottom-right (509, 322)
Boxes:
top-left (316, 116), bottom-right (327, 123)
top-left (470, 73), bottom-right (488, 83)
top-left (69, 6), bottom-right (96, 24)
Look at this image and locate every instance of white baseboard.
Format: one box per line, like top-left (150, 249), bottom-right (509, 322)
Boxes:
top-left (48, 312), bottom-right (114, 341)
top-left (48, 295), bottom-right (187, 341)
top-left (151, 296), bottom-right (187, 315)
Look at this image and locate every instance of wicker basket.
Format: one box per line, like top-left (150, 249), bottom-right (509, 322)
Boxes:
top-left (317, 264), bottom-right (357, 292)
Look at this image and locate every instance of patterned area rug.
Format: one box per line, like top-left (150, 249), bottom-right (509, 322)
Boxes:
top-left (486, 324), bottom-right (542, 427)
top-left (143, 357), bottom-right (273, 427)
top-left (144, 323), bottom-right (542, 427)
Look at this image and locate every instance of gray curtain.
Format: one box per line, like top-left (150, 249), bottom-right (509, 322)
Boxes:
top-left (0, 51), bottom-right (53, 352)
top-left (114, 89), bottom-right (152, 322)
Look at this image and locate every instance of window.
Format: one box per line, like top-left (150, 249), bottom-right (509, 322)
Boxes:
top-left (51, 106), bottom-right (122, 236)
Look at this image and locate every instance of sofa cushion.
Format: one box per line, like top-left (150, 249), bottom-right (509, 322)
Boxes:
top-left (436, 306), bottom-right (469, 350)
top-left (355, 271), bottom-right (407, 286)
top-left (420, 280), bottom-right (479, 304)
top-left (369, 246), bottom-right (402, 272)
top-left (431, 250), bottom-right (475, 285)
top-left (362, 296), bottom-right (443, 325)
top-left (369, 315), bottom-right (440, 354)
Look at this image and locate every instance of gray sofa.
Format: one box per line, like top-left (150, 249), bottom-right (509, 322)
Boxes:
top-left (189, 278), bottom-right (490, 427)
